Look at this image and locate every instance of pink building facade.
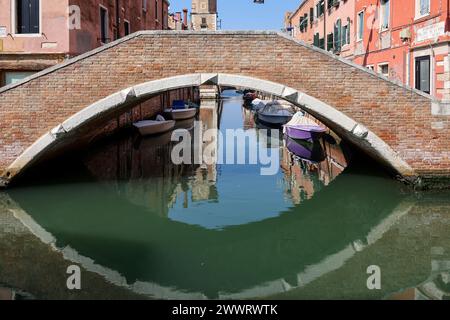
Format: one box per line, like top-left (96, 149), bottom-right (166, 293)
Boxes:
top-left (0, 0), bottom-right (169, 87)
top-left (287, 0), bottom-right (355, 59)
top-left (287, 0), bottom-right (450, 100)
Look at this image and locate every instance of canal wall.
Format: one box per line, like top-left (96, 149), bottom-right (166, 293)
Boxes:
top-left (0, 31), bottom-right (448, 188)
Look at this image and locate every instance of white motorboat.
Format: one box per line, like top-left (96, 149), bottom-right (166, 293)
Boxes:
top-left (133, 115), bottom-right (175, 136)
top-left (256, 101), bottom-right (295, 127)
top-left (251, 98), bottom-right (270, 111)
top-left (164, 107), bottom-right (197, 120)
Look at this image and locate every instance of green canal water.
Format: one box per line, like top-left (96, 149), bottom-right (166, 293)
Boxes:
top-left (1, 91), bottom-right (450, 300)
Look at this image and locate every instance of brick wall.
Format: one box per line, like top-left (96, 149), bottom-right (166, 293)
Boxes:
top-left (0, 31), bottom-right (448, 182)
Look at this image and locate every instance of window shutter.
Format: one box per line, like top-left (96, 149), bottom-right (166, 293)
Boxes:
top-left (310, 8), bottom-right (314, 23)
top-left (17, 0), bottom-right (30, 33)
top-left (327, 33), bottom-right (334, 51)
top-left (29, 0), bottom-right (40, 34)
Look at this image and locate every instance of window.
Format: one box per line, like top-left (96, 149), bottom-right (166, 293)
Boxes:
top-left (124, 20), bottom-right (130, 36)
top-left (328, 0), bottom-right (339, 9)
top-left (100, 6), bottom-right (108, 44)
top-left (357, 11), bottom-right (364, 41)
top-left (378, 63), bottom-right (389, 77)
top-left (316, 1), bottom-right (325, 18)
top-left (415, 56), bottom-right (430, 94)
top-left (327, 33), bottom-right (334, 51)
top-left (380, 0), bottom-right (390, 30)
top-left (313, 33), bottom-right (320, 47)
top-left (155, 0), bottom-right (159, 20)
top-left (299, 14), bottom-right (308, 32)
top-left (16, 0), bottom-right (40, 34)
top-left (309, 8), bottom-right (314, 23)
top-left (318, 37), bottom-right (325, 49)
top-left (4, 71), bottom-right (35, 85)
top-left (346, 18), bottom-right (351, 44)
top-left (366, 65), bottom-right (375, 71)
top-left (201, 17), bottom-right (208, 29)
top-left (416, 0), bottom-right (430, 18)
top-left (342, 24), bottom-right (348, 46)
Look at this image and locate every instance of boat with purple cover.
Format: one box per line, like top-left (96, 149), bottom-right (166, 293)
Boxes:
top-left (285, 137), bottom-right (326, 163)
top-left (284, 112), bottom-right (327, 141)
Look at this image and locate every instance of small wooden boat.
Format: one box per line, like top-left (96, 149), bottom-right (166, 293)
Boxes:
top-left (164, 107), bottom-right (197, 120)
top-left (256, 101), bottom-right (295, 127)
top-left (133, 115), bottom-right (175, 136)
top-left (164, 100), bottom-right (198, 120)
top-left (284, 112), bottom-right (327, 141)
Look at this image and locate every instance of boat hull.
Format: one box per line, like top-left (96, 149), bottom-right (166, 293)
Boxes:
top-left (257, 113), bottom-right (292, 127)
top-left (284, 124), bottom-right (327, 141)
top-left (165, 108), bottom-right (197, 120)
top-left (286, 137), bottom-right (326, 163)
top-left (133, 120), bottom-right (175, 136)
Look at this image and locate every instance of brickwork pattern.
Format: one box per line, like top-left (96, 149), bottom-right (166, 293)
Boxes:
top-left (0, 32), bottom-right (448, 179)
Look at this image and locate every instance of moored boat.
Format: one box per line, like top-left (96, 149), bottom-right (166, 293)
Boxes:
top-left (164, 100), bottom-right (198, 120)
top-left (284, 112), bottom-right (327, 141)
top-left (286, 137), bottom-right (326, 163)
top-left (164, 107), bottom-right (197, 120)
top-left (250, 98), bottom-right (270, 111)
top-left (256, 101), bottom-right (295, 127)
top-left (133, 115), bottom-right (175, 136)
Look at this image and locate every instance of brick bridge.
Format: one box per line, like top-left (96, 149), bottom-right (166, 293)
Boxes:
top-left (0, 31), bottom-right (449, 188)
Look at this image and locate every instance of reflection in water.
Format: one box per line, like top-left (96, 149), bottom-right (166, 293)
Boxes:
top-left (0, 91), bottom-right (450, 299)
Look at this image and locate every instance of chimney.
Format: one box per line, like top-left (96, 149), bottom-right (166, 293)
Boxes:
top-left (183, 9), bottom-right (188, 29)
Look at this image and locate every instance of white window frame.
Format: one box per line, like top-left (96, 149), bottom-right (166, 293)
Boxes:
top-left (99, 4), bottom-right (109, 45)
top-left (379, 0), bottom-right (390, 31)
top-left (377, 62), bottom-right (390, 77)
top-left (11, 0), bottom-right (42, 37)
top-left (415, 0), bottom-right (430, 20)
top-left (357, 10), bottom-right (364, 42)
top-left (366, 65), bottom-right (375, 71)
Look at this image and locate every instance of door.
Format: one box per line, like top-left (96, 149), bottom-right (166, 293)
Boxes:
top-left (415, 55), bottom-right (430, 94)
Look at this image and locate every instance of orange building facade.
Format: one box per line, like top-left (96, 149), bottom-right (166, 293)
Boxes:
top-left (286, 0), bottom-right (450, 100)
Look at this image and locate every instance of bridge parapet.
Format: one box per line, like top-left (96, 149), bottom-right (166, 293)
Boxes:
top-left (0, 31), bottom-right (448, 188)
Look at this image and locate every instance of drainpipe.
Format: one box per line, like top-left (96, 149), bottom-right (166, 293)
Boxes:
top-left (115, 0), bottom-right (120, 40)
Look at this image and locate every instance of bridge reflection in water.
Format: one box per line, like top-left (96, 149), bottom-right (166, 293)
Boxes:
top-left (0, 93), bottom-right (450, 299)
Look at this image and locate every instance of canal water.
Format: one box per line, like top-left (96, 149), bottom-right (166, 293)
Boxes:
top-left (1, 91), bottom-right (450, 300)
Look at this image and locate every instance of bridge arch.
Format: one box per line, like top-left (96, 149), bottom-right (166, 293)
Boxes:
top-left (1, 73), bottom-right (414, 186)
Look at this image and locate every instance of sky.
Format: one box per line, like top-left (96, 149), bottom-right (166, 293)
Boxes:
top-left (169, 0), bottom-right (302, 31)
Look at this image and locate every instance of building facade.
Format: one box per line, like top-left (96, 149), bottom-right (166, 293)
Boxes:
top-left (286, 0), bottom-right (450, 100)
top-left (0, 0), bottom-right (169, 87)
top-left (191, 0), bottom-right (217, 31)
